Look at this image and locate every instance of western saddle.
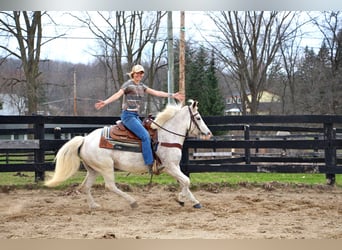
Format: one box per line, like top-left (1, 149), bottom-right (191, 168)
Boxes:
top-left (99, 116), bottom-right (157, 149)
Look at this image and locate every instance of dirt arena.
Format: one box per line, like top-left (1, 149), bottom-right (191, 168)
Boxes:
top-left (1, 182), bottom-right (342, 239)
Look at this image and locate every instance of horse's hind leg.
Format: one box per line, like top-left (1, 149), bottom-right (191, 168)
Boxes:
top-left (102, 170), bottom-right (138, 209)
top-left (79, 165), bottom-right (100, 209)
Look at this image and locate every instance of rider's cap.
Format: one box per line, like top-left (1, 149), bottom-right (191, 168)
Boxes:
top-left (129, 65), bottom-right (145, 78)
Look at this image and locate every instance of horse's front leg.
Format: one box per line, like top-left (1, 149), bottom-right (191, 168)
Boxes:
top-left (165, 163), bottom-right (201, 208)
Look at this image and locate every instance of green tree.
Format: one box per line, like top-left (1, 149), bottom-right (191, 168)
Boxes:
top-left (183, 45), bottom-right (224, 116)
top-left (185, 45), bottom-right (206, 103)
top-left (204, 50), bottom-right (225, 116)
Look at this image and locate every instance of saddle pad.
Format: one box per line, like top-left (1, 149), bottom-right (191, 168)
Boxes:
top-left (99, 126), bottom-right (141, 152)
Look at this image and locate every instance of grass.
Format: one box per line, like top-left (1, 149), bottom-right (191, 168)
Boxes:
top-left (0, 171), bottom-right (341, 189)
top-left (1, 153), bottom-right (341, 188)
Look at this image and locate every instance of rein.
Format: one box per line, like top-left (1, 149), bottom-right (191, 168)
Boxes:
top-left (150, 120), bottom-right (186, 138)
top-left (150, 119), bottom-right (185, 150)
top-left (151, 106), bottom-right (207, 150)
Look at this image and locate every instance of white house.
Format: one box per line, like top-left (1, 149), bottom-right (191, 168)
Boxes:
top-left (0, 93), bottom-right (26, 115)
top-left (225, 90), bottom-right (281, 115)
top-left (0, 94), bottom-right (27, 139)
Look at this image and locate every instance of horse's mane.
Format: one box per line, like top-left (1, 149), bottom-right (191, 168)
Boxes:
top-left (151, 103), bottom-right (182, 129)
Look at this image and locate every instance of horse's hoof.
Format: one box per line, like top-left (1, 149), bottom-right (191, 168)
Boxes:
top-left (175, 198), bottom-right (185, 206)
top-left (89, 203), bottom-right (101, 209)
top-left (130, 201), bottom-right (139, 209)
top-left (193, 203), bottom-right (202, 209)
top-left (178, 201), bottom-right (185, 207)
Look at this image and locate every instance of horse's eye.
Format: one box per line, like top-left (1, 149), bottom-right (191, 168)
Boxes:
top-left (196, 117), bottom-right (201, 121)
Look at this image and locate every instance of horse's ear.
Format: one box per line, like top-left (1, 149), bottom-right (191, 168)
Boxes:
top-left (192, 100), bottom-right (198, 109)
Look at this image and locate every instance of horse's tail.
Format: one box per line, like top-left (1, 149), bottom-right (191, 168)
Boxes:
top-left (45, 136), bottom-right (84, 187)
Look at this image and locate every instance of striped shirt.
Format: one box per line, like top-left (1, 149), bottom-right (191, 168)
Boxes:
top-left (121, 80), bottom-right (147, 113)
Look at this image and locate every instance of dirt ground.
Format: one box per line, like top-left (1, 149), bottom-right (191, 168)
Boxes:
top-left (1, 182), bottom-right (342, 239)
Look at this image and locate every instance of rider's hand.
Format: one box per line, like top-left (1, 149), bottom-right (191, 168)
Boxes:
top-left (95, 100), bottom-right (106, 110)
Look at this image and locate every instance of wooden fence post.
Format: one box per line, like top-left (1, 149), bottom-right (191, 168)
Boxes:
top-left (313, 136), bottom-right (319, 157)
top-left (255, 137), bottom-right (259, 154)
top-left (34, 116), bottom-right (45, 182)
top-left (54, 127), bottom-right (61, 156)
top-left (244, 125), bottom-right (251, 164)
top-left (324, 123), bottom-right (336, 185)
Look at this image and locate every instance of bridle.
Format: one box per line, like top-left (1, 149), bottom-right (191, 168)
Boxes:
top-left (151, 106), bottom-right (208, 139)
top-left (187, 106), bottom-right (209, 137)
top-left (150, 105), bottom-right (208, 150)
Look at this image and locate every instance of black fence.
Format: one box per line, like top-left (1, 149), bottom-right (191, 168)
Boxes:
top-left (1, 115), bottom-right (342, 184)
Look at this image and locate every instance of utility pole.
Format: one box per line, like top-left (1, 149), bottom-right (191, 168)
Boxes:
top-left (73, 68), bottom-right (77, 116)
top-left (179, 11), bottom-right (185, 105)
top-left (167, 11), bottom-right (174, 104)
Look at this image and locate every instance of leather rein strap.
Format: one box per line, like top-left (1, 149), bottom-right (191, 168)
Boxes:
top-left (159, 142), bottom-right (183, 150)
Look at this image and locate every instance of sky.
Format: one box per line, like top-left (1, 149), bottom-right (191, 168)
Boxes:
top-left (41, 11), bottom-right (211, 64)
top-left (40, 11), bottom-right (324, 65)
top-left (2, 11), bottom-right (324, 65)
top-left (40, 12), bottom-right (99, 64)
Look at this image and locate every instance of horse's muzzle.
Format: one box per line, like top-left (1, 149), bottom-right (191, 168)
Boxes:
top-left (200, 132), bottom-right (212, 140)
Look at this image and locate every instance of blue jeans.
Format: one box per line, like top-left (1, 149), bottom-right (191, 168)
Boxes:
top-left (121, 110), bottom-right (154, 165)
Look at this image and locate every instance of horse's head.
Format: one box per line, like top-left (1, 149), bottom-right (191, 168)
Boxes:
top-left (187, 100), bottom-right (212, 140)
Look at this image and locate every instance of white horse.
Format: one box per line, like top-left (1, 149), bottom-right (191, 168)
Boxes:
top-left (45, 100), bottom-right (212, 209)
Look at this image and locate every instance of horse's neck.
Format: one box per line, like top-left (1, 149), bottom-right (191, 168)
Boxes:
top-left (157, 108), bottom-right (188, 143)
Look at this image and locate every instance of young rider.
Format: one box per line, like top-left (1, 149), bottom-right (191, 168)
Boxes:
top-left (95, 64), bottom-right (184, 173)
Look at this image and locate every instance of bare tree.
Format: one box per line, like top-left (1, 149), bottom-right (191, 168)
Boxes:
top-left (277, 14), bottom-right (312, 114)
top-left (71, 11), bottom-right (167, 115)
top-left (308, 11), bottom-right (342, 114)
top-left (207, 11), bottom-right (297, 114)
top-left (0, 11), bottom-right (62, 115)
top-left (309, 11), bottom-right (342, 72)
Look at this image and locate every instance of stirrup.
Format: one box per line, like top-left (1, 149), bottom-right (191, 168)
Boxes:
top-left (147, 164), bottom-right (153, 175)
top-left (151, 161), bottom-right (164, 175)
